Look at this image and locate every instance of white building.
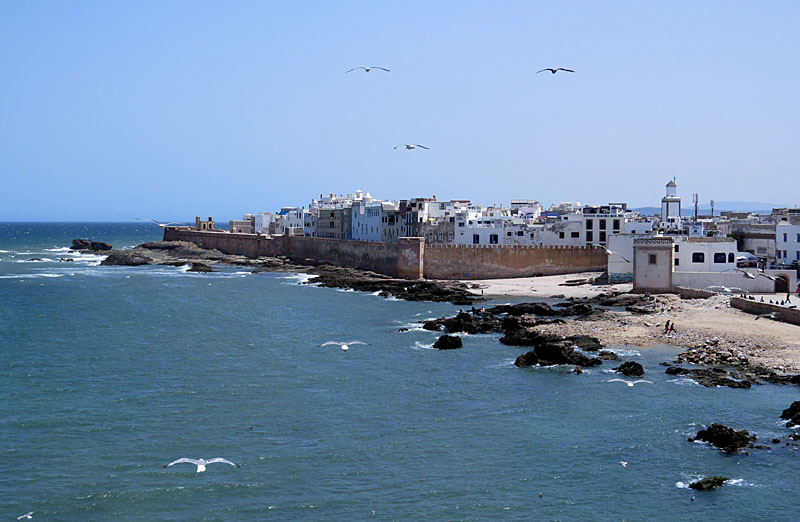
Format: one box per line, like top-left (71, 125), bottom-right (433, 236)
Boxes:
top-left (672, 237), bottom-right (737, 272)
top-left (351, 200), bottom-right (383, 242)
top-left (776, 221), bottom-right (800, 265)
top-left (254, 212), bottom-right (276, 234)
top-left (660, 179), bottom-right (682, 229)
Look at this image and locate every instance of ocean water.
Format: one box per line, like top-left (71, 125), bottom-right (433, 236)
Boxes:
top-left (1, 223), bottom-right (799, 521)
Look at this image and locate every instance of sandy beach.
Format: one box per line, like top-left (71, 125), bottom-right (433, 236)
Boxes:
top-left (464, 272), bottom-right (800, 372)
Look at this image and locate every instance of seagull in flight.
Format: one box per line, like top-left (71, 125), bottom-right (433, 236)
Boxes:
top-left (17, 513), bottom-right (34, 520)
top-left (394, 144), bottom-right (429, 150)
top-left (727, 268), bottom-right (756, 280)
top-left (592, 244), bottom-right (630, 263)
top-left (346, 66), bottom-right (390, 73)
top-left (320, 341), bottom-right (368, 352)
top-left (136, 218), bottom-right (182, 228)
top-left (755, 312), bottom-right (778, 321)
top-left (164, 458), bottom-right (239, 473)
top-left (605, 378), bottom-right (653, 387)
top-left (619, 461), bottom-right (628, 468)
top-left (537, 68), bottom-right (574, 74)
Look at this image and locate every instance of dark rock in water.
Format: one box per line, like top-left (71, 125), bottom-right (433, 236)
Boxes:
top-left (780, 401), bottom-right (800, 427)
top-left (614, 361), bottom-right (644, 377)
top-left (187, 262), bottom-right (214, 273)
top-left (772, 438), bottom-right (781, 444)
top-left (28, 257), bottom-right (45, 262)
top-left (59, 258), bottom-right (74, 262)
top-left (689, 476), bottom-right (728, 490)
top-left (486, 302), bottom-right (595, 318)
top-left (100, 252), bottom-right (154, 266)
top-left (433, 335), bottom-right (463, 350)
top-left (423, 311), bottom-right (502, 335)
top-left (664, 366), bottom-right (752, 388)
top-left (691, 423), bottom-right (756, 454)
top-left (569, 335), bottom-right (603, 351)
top-left (514, 344), bottom-right (602, 368)
top-left (598, 350), bottom-right (621, 361)
top-left (72, 238), bottom-right (112, 251)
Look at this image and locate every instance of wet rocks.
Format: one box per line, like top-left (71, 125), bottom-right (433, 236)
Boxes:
top-left (187, 262), bottom-right (214, 273)
top-left (514, 344), bottom-right (602, 368)
top-left (100, 252), bottom-right (154, 266)
top-left (781, 401), bottom-right (800, 427)
top-left (423, 311), bottom-right (503, 335)
top-left (598, 351), bottom-right (621, 361)
top-left (614, 361), bottom-right (644, 377)
top-left (689, 423), bottom-right (756, 454)
top-left (71, 239), bottom-right (112, 251)
top-left (689, 476), bottom-right (729, 490)
top-left (664, 365), bottom-right (752, 388)
top-left (433, 335), bottom-right (463, 350)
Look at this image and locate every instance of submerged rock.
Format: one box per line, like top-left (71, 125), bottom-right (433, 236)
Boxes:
top-left (689, 476), bottom-right (728, 490)
top-left (614, 361), bottom-right (644, 377)
top-left (689, 423), bottom-right (756, 454)
top-left (433, 335), bottom-right (463, 350)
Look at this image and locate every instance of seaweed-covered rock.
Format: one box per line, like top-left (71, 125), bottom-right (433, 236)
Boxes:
top-left (614, 361), bottom-right (644, 377)
top-left (781, 401), bottom-right (800, 427)
top-left (433, 335), bottom-right (462, 350)
top-left (689, 423), bottom-right (756, 454)
top-left (689, 476), bottom-right (728, 490)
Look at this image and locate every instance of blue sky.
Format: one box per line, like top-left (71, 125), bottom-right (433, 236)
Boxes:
top-left (2, 1), bottom-right (798, 221)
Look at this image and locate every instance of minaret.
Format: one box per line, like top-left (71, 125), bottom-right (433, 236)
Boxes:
top-left (660, 178), bottom-right (681, 228)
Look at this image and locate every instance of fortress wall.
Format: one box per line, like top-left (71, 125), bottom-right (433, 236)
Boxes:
top-left (423, 244), bottom-right (607, 279)
top-left (163, 229), bottom-right (282, 257)
top-left (285, 236), bottom-right (399, 276)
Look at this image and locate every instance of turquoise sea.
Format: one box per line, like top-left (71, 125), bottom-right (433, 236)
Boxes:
top-left (1, 223), bottom-right (799, 521)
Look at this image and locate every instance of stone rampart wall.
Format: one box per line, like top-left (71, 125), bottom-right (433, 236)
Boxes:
top-left (163, 229), bottom-right (282, 257)
top-left (423, 244), bottom-right (607, 279)
top-left (286, 236), bottom-right (398, 276)
top-left (730, 297), bottom-right (800, 326)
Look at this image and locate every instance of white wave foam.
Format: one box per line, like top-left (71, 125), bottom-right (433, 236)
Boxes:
top-left (0, 273), bottom-right (64, 279)
top-left (45, 247), bottom-right (71, 252)
top-left (0, 249), bottom-right (10, 253)
top-left (668, 377), bottom-right (701, 387)
top-left (336, 288), bottom-right (355, 292)
top-left (675, 481), bottom-right (691, 489)
top-left (281, 273), bottom-right (313, 284)
top-left (413, 341), bottom-right (435, 350)
top-left (606, 349), bottom-right (642, 357)
top-left (16, 258), bottom-right (53, 263)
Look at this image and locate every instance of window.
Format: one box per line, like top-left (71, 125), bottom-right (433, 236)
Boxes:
top-left (571, 232), bottom-right (580, 238)
top-left (438, 232), bottom-right (443, 241)
top-left (599, 219), bottom-right (607, 230)
top-left (713, 253), bottom-right (726, 263)
top-left (517, 231), bottom-right (524, 236)
top-left (674, 258), bottom-right (680, 266)
top-left (559, 232), bottom-right (565, 239)
top-left (797, 234), bottom-right (800, 242)
top-left (784, 233), bottom-right (788, 242)
top-left (613, 219), bottom-right (620, 231)
top-left (458, 222), bottom-right (464, 227)
top-left (727, 253), bottom-right (734, 263)
top-left (586, 219), bottom-right (593, 229)
top-left (599, 232), bottom-right (606, 242)
top-left (692, 252), bottom-right (705, 263)
top-left (586, 231), bottom-right (593, 242)
top-left (674, 245), bottom-right (679, 252)
top-left (507, 231), bottom-right (512, 236)
top-left (649, 254), bottom-right (657, 265)
top-left (473, 234), bottom-right (480, 244)
top-left (490, 234), bottom-right (499, 244)
top-left (448, 232), bottom-right (453, 240)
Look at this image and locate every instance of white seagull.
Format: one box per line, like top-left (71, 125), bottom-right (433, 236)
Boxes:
top-left (537, 67), bottom-right (574, 74)
top-left (136, 218), bottom-right (182, 228)
top-left (394, 144), bottom-right (429, 150)
top-left (592, 244), bottom-right (630, 263)
top-left (346, 66), bottom-right (390, 73)
top-left (619, 461), bottom-right (628, 468)
top-left (605, 378), bottom-right (653, 387)
top-left (164, 458), bottom-right (239, 473)
top-left (727, 268), bottom-right (756, 280)
top-left (320, 341), bottom-right (368, 352)
top-left (17, 513), bottom-right (34, 521)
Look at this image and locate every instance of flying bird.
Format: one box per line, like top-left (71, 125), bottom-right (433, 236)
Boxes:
top-left (346, 66), bottom-right (390, 73)
top-left (320, 341), bottom-right (368, 352)
top-left (537, 68), bottom-right (574, 74)
top-left (17, 513), bottom-right (34, 521)
top-left (605, 379), bottom-right (653, 387)
top-left (394, 144), bottom-right (429, 150)
top-left (727, 268), bottom-right (756, 280)
top-left (619, 461), bottom-right (628, 468)
top-left (592, 244), bottom-right (630, 263)
top-left (164, 458), bottom-right (239, 473)
top-left (136, 218), bottom-right (182, 228)
top-left (755, 312), bottom-right (778, 321)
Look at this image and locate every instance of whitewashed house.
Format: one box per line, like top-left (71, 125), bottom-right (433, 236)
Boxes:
top-left (776, 221), bottom-right (800, 266)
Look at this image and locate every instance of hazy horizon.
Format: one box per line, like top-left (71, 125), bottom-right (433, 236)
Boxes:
top-left (3, 1), bottom-right (799, 221)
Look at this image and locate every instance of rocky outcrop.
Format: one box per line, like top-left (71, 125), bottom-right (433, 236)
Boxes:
top-left (781, 401), bottom-right (800, 427)
top-left (514, 344), bottom-right (602, 368)
top-left (664, 366), bottom-right (752, 388)
top-left (433, 335), bottom-right (463, 350)
top-left (689, 423), bottom-right (757, 454)
top-left (598, 350), bottom-right (621, 361)
top-left (100, 252), bottom-right (154, 266)
top-left (689, 476), bottom-right (728, 490)
top-left (71, 239), bottom-right (112, 251)
top-left (486, 302), bottom-right (595, 318)
top-left (423, 311), bottom-right (503, 334)
top-left (187, 262), bottom-right (214, 273)
top-left (614, 361), bottom-right (644, 377)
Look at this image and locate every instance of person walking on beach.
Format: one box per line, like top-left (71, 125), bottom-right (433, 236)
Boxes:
top-left (663, 320), bottom-right (671, 334)
top-left (669, 323), bottom-right (676, 334)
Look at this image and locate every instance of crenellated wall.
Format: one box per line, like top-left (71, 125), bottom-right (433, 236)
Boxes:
top-left (165, 228), bottom-right (607, 280)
